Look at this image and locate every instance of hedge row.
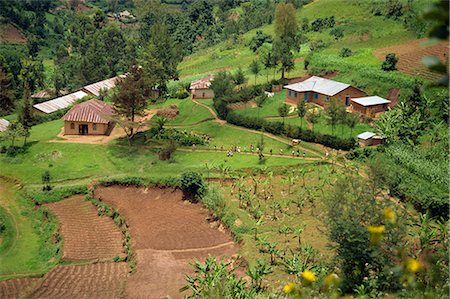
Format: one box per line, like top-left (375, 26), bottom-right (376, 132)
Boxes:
top-left (226, 112), bottom-right (357, 151)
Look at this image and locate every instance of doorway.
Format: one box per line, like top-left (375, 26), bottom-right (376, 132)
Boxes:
top-left (79, 124), bottom-right (88, 135)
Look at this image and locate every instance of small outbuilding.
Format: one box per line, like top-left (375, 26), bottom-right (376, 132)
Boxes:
top-left (190, 75), bottom-right (214, 99)
top-left (62, 99), bottom-right (115, 135)
top-left (350, 96), bottom-right (391, 118)
top-left (357, 131), bottom-right (385, 147)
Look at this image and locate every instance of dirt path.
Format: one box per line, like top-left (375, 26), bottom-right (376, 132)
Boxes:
top-left (192, 99), bottom-right (226, 125)
top-left (94, 186), bottom-right (239, 298)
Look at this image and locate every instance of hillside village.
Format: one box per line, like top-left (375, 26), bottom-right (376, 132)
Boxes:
top-left (0, 0), bottom-right (448, 298)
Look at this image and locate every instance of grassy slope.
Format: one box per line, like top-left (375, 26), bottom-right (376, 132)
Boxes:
top-left (0, 180), bottom-right (49, 277)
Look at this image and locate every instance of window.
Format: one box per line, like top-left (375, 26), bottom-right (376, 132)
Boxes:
top-left (345, 96), bottom-right (350, 106)
top-left (70, 123), bottom-right (74, 130)
top-left (314, 93), bottom-right (318, 99)
top-left (294, 91), bottom-right (297, 98)
top-left (289, 90), bottom-right (292, 96)
top-left (93, 123), bottom-right (97, 130)
top-left (326, 96), bottom-right (330, 102)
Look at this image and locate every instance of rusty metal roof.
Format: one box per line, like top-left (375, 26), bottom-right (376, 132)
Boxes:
top-left (33, 91), bottom-right (89, 114)
top-left (0, 118), bottom-right (10, 132)
top-left (190, 75), bottom-right (214, 90)
top-left (82, 75), bottom-right (124, 96)
top-left (62, 99), bottom-right (114, 124)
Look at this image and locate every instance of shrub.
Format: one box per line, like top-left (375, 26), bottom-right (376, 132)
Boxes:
top-left (340, 47), bottom-right (353, 57)
top-left (159, 141), bottom-right (177, 161)
top-left (0, 214), bottom-right (5, 234)
top-left (200, 187), bottom-right (227, 219)
top-left (99, 176), bottom-right (144, 187)
top-left (179, 171), bottom-right (206, 202)
top-left (381, 53), bottom-right (399, 71)
top-left (31, 185), bottom-right (89, 204)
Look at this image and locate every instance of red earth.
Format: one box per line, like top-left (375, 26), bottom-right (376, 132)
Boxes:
top-left (0, 23), bottom-right (27, 44)
top-left (374, 38), bottom-right (448, 81)
top-left (45, 195), bottom-right (125, 261)
top-left (94, 186), bottom-right (239, 298)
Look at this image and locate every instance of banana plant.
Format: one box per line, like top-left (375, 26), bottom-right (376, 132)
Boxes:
top-left (247, 260), bottom-right (273, 292)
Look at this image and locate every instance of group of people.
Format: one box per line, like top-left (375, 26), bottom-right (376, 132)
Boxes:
top-left (210, 144), bottom-right (308, 158)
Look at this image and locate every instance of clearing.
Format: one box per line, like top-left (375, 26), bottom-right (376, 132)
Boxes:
top-left (374, 38), bottom-right (448, 81)
top-left (0, 23), bottom-right (27, 44)
top-left (94, 186), bottom-right (239, 298)
top-left (45, 195), bottom-right (124, 261)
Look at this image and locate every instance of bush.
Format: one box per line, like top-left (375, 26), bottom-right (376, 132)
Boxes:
top-left (31, 185), bottom-right (89, 204)
top-left (159, 141), bottom-right (177, 161)
top-left (226, 112), bottom-right (357, 150)
top-left (99, 176), bottom-right (144, 187)
top-left (381, 53), bottom-right (398, 71)
top-left (179, 171), bottom-right (206, 202)
top-left (200, 187), bottom-right (227, 219)
top-left (340, 47), bottom-right (353, 57)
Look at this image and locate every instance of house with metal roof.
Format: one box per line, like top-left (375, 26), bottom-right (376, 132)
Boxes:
top-left (33, 91), bottom-right (89, 114)
top-left (0, 119), bottom-right (10, 132)
top-left (357, 131), bottom-right (385, 147)
top-left (350, 96), bottom-right (391, 118)
top-left (190, 75), bottom-right (214, 99)
top-left (62, 99), bottom-right (115, 135)
top-left (284, 76), bottom-right (366, 107)
top-left (81, 75), bottom-right (124, 97)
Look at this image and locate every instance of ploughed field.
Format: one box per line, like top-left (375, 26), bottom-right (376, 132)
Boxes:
top-left (374, 38), bottom-right (449, 80)
top-left (94, 186), bottom-right (238, 298)
top-left (0, 186), bottom-right (238, 298)
top-left (45, 195), bottom-right (125, 261)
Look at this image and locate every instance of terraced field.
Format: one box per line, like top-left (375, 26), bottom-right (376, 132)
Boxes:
top-left (27, 263), bottom-right (129, 299)
top-left (374, 38), bottom-right (449, 80)
top-left (0, 277), bottom-right (40, 298)
top-left (45, 195), bottom-right (125, 261)
top-left (94, 186), bottom-right (239, 298)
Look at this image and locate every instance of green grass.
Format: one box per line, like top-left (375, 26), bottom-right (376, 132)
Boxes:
top-left (233, 90), bottom-right (293, 118)
top-left (148, 98), bottom-right (214, 125)
top-left (0, 180), bottom-right (55, 277)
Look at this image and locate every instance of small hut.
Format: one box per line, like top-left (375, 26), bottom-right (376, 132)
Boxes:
top-left (62, 99), bottom-right (115, 135)
top-left (190, 75), bottom-right (214, 99)
top-left (357, 131), bottom-right (385, 147)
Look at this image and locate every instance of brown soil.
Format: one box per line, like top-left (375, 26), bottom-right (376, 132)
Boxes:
top-left (0, 277), bottom-right (40, 298)
top-left (374, 38), bottom-right (449, 80)
top-left (28, 262), bottom-right (129, 299)
top-left (45, 195), bottom-right (124, 261)
top-left (0, 23), bottom-right (27, 44)
top-left (93, 186), bottom-right (238, 298)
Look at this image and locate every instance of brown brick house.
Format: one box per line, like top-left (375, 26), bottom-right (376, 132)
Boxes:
top-left (284, 76), bottom-right (366, 107)
top-left (62, 99), bottom-right (115, 135)
top-left (350, 96), bottom-right (391, 118)
top-left (190, 75), bottom-right (215, 99)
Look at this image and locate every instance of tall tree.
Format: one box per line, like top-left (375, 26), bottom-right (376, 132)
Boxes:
top-left (18, 82), bottom-right (33, 129)
top-left (0, 59), bottom-right (15, 114)
top-left (249, 59), bottom-right (261, 85)
top-left (112, 65), bottom-right (148, 141)
top-left (273, 2), bottom-right (299, 79)
top-left (297, 99), bottom-right (306, 128)
top-left (278, 103), bottom-right (289, 124)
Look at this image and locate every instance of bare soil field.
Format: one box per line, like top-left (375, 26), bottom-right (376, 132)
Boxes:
top-left (94, 186), bottom-right (239, 298)
top-left (45, 195), bottom-right (124, 261)
top-left (0, 23), bottom-right (27, 44)
top-left (27, 262), bottom-right (129, 299)
top-left (374, 38), bottom-right (448, 80)
top-left (0, 277), bottom-right (40, 298)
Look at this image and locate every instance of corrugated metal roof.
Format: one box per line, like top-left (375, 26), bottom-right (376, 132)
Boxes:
top-left (0, 118), bottom-right (10, 132)
top-left (62, 99), bottom-right (114, 124)
top-left (284, 76), bottom-right (350, 96)
top-left (31, 88), bottom-right (53, 99)
top-left (357, 132), bottom-right (376, 140)
top-left (351, 96), bottom-right (390, 106)
top-left (190, 75), bottom-right (214, 90)
top-left (33, 91), bottom-right (89, 114)
top-left (82, 76), bottom-right (124, 96)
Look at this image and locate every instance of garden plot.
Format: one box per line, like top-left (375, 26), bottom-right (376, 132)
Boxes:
top-left (0, 277), bottom-right (40, 298)
top-left (94, 186), bottom-right (239, 298)
top-left (27, 262), bottom-right (129, 299)
top-left (45, 195), bottom-right (124, 261)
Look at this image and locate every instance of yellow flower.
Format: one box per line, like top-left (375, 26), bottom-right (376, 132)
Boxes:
top-left (383, 207), bottom-right (396, 223)
top-left (301, 270), bottom-right (317, 284)
top-left (368, 225), bottom-right (385, 245)
top-left (406, 259), bottom-right (422, 273)
top-left (283, 282), bottom-right (296, 293)
top-left (367, 225), bottom-right (385, 234)
top-left (324, 273), bottom-right (340, 288)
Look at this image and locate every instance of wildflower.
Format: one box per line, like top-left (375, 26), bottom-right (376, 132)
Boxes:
top-left (283, 282), bottom-right (296, 293)
top-left (383, 207), bottom-right (396, 223)
top-left (367, 225), bottom-right (385, 245)
top-left (406, 259), bottom-right (422, 273)
top-left (324, 273), bottom-right (340, 289)
top-left (301, 270), bottom-right (317, 285)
